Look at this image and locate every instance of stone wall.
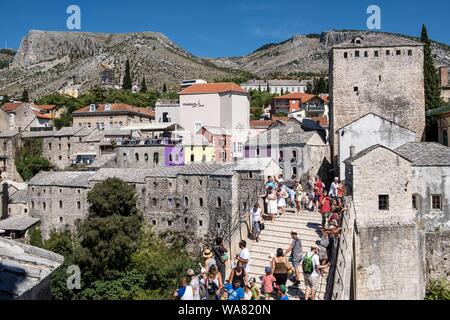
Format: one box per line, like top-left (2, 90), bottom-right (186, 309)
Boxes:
top-left (355, 224), bottom-right (425, 300)
top-left (0, 135), bottom-right (22, 181)
top-left (28, 185), bottom-right (90, 238)
top-left (115, 146), bottom-right (165, 169)
top-left (425, 231), bottom-right (450, 282)
top-left (329, 45), bottom-right (425, 161)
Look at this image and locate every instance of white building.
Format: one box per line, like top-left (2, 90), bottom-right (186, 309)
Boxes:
top-left (337, 113), bottom-right (416, 178)
top-left (181, 79), bottom-right (207, 89)
top-left (241, 79), bottom-right (311, 94)
top-left (155, 99), bottom-right (180, 125)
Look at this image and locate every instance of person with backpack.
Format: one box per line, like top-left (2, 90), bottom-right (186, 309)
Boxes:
top-left (212, 237), bottom-right (228, 281)
top-left (302, 245), bottom-right (328, 300)
top-left (205, 265), bottom-right (222, 300)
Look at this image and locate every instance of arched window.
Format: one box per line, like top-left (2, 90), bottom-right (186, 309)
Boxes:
top-left (152, 198), bottom-right (157, 206)
top-left (199, 198), bottom-right (204, 207)
top-left (279, 151), bottom-right (284, 161)
top-left (292, 150), bottom-right (297, 160)
top-left (191, 154), bottom-right (195, 163)
top-left (59, 201), bottom-right (63, 209)
top-left (135, 153), bottom-right (139, 162)
top-left (153, 153), bottom-right (159, 165)
top-left (169, 153), bottom-right (173, 162)
top-left (184, 197), bottom-right (189, 206)
top-left (31, 201), bottom-right (34, 209)
top-left (202, 155), bottom-right (207, 163)
top-left (292, 167), bottom-right (297, 178)
top-left (144, 153), bottom-right (149, 162)
top-left (43, 202), bottom-right (47, 210)
top-left (217, 197), bottom-right (222, 208)
top-left (123, 153), bottom-right (127, 162)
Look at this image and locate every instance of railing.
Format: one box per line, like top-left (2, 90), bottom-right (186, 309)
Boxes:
top-left (324, 196), bottom-right (357, 300)
top-left (116, 137), bottom-right (183, 147)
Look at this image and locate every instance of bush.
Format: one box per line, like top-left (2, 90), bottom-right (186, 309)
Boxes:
top-left (15, 139), bottom-right (52, 181)
top-left (425, 278), bottom-right (450, 300)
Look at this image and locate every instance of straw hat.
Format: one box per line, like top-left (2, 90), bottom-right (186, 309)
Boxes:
top-left (203, 249), bottom-right (214, 259)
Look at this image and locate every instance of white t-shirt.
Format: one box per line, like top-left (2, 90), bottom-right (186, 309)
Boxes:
top-left (302, 252), bottom-right (320, 277)
top-left (239, 248), bottom-right (251, 273)
top-left (181, 285), bottom-right (194, 300)
top-left (330, 182), bottom-right (338, 197)
top-left (251, 208), bottom-right (262, 223)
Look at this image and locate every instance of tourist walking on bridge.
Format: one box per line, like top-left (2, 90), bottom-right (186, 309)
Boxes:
top-left (271, 248), bottom-right (290, 287)
top-left (294, 182), bottom-right (304, 214)
top-left (212, 237), bottom-right (228, 282)
top-left (302, 245), bottom-right (328, 300)
top-left (251, 203), bottom-right (263, 242)
top-left (266, 187), bottom-right (278, 223)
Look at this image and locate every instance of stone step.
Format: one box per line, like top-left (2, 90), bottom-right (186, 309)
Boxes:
top-left (249, 249), bottom-right (310, 261)
top-left (273, 215), bottom-right (322, 224)
top-left (250, 239), bottom-right (318, 253)
top-left (259, 230), bottom-right (319, 242)
top-left (263, 223), bottom-right (321, 235)
top-left (258, 235), bottom-right (319, 246)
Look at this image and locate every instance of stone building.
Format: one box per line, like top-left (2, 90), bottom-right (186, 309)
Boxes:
top-left (245, 119), bottom-right (330, 182)
top-left (329, 35), bottom-right (425, 164)
top-left (345, 145), bottom-right (425, 299)
top-left (337, 113), bottom-right (416, 178)
top-left (72, 103), bottom-right (155, 129)
top-left (273, 93), bottom-right (328, 118)
top-left (28, 171), bottom-right (96, 238)
top-left (394, 142), bottom-right (450, 231)
top-left (2, 103), bottom-right (54, 131)
top-left (155, 99), bottom-right (180, 124)
top-left (439, 66), bottom-right (450, 103)
top-left (0, 130), bottom-right (22, 181)
top-left (27, 162), bottom-right (270, 241)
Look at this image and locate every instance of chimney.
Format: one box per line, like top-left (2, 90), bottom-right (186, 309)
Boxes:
top-left (350, 145), bottom-right (356, 158)
top-left (440, 67), bottom-right (449, 87)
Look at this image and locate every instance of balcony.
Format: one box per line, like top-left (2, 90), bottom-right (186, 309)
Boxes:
top-left (116, 137), bottom-right (183, 147)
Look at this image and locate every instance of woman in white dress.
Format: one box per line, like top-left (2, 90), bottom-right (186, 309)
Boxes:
top-left (277, 186), bottom-right (287, 216)
top-left (266, 187), bottom-right (278, 223)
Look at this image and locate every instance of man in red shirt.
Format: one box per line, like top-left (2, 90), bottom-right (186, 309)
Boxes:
top-left (314, 176), bottom-right (324, 212)
top-left (319, 190), bottom-right (331, 227)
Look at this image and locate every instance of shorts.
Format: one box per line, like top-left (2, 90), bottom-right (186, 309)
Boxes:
top-left (314, 194), bottom-right (320, 202)
top-left (291, 256), bottom-right (302, 269)
top-left (304, 274), bottom-right (319, 290)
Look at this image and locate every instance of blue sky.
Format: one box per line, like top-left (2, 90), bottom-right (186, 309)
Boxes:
top-left (1, 0), bottom-right (449, 57)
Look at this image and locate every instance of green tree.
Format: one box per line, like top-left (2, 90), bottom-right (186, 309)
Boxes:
top-left (122, 59), bottom-right (133, 90)
top-left (22, 89), bottom-right (29, 102)
top-left (15, 139), bottom-right (52, 181)
top-left (77, 178), bottom-right (142, 283)
top-left (140, 78), bottom-right (147, 93)
top-left (421, 25), bottom-right (443, 142)
top-left (421, 24), bottom-right (442, 111)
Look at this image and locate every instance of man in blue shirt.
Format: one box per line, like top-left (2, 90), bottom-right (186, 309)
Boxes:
top-left (224, 279), bottom-right (245, 300)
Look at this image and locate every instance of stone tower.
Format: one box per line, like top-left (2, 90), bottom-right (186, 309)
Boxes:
top-left (329, 35), bottom-right (425, 165)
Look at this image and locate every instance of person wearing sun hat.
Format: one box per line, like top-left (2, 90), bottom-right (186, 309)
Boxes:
top-left (203, 248), bottom-right (216, 272)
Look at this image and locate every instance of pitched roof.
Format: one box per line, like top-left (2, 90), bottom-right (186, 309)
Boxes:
top-left (241, 79), bottom-right (310, 87)
top-left (250, 120), bottom-right (274, 129)
top-left (53, 127), bottom-right (83, 137)
top-left (345, 144), bottom-right (411, 164)
top-left (21, 131), bottom-right (56, 139)
top-left (0, 215), bottom-right (39, 232)
top-left (32, 110), bottom-right (53, 120)
top-left (1, 102), bottom-right (23, 112)
top-left (33, 105), bottom-right (56, 111)
top-left (28, 171), bottom-right (96, 188)
top-left (202, 126), bottom-right (233, 136)
top-left (234, 158), bottom-right (276, 172)
top-left (428, 104), bottom-right (450, 117)
top-left (247, 126), bottom-right (317, 146)
top-left (73, 104), bottom-right (155, 118)
top-left (9, 189), bottom-right (27, 204)
top-left (0, 238), bottom-right (63, 299)
top-left (335, 112), bottom-right (414, 133)
top-left (0, 130), bottom-right (20, 138)
top-left (180, 83), bottom-right (247, 95)
top-left (395, 143), bottom-right (450, 166)
top-left (274, 93), bottom-right (322, 103)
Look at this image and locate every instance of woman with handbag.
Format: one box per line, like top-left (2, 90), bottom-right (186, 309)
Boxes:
top-left (251, 203), bottom-right (263, 242)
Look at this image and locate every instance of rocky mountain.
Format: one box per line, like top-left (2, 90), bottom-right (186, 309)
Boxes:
top-left (0, 30), bottom-right (238, 98)
top-left (1, 30), bottom-right (449, 98)
top-left (209, 30), bottom-right (450, 77)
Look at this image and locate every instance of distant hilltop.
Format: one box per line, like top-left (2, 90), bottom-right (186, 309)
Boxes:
top-left (1, 29), bottom-right (449, 98)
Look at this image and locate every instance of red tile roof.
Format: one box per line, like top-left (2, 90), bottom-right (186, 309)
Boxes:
top-left (272, 116), bottom-right (290, 121)
top-left (34, 104), bottom-right (56, 111)
top-left (2, 102), bottom-right (23, 112)
top-left (250, 120), bottom-right (274, 129)
top-left (274, 93), bottom-right (321, 103)
top-left (180, 83), bottom-right (247, 95)
top-left (33, 110), bottom-right (53, 120)
top-left (73, 103), bottom-right (155, 118)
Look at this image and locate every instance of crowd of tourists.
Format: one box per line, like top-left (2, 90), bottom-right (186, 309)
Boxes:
top-left (174, 174), bottom-right (346, 301)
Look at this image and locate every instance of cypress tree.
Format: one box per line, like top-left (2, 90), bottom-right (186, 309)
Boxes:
top-left (140, 78), bottom-right (147, 93)
top-left (421, 24), bottom-right (442, 111)
top-left (22, 89), bottom-right (29, 102)
top-left (421, 25), bottom-right (442, 142)
top-left (122, 59), bottom-right (132, 91)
